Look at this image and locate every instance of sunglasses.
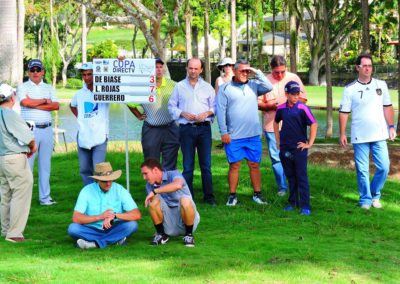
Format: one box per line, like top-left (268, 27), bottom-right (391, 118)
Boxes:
top-left (29, 68), bottom-right (42, 73)
top-left (238, 70), bottom-right (251, 74)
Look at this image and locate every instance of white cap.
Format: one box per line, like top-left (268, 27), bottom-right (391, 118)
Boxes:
top-left (0, 84), bottom-right (15, 102)
top-left (79, 62), bottom-right (93, 70)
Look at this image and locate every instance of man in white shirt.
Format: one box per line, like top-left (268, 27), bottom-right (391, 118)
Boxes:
top-left (17, 59), bottom-right (59, 206)
top-left (168, 58), bottom-right (216, 206)
top-left (70, 63), bottom-right (109, 185)
top-left (339, 53), bottom-right (396, 210)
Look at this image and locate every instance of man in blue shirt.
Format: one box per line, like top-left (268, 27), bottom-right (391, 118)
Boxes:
top-left (216, 59), bottom-right (273, 206)
top-left (141, 158), bottom-right (200, 247)
top-left (68, 162), bottom-right (141, 249)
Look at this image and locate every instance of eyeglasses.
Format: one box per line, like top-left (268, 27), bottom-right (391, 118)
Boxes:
top-left (29, 68), bottom-right (42, 73)
top-left (357, 64), bottom-right (372, 69)
top-left (272, 70), bottom-right (286, 75)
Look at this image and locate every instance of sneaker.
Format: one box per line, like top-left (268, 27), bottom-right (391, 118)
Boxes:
top-left (252, 193), bottom-right (267, 205)
top-left (116, 237), bottom-right (127, 246)
top-left (277, 190), bottom-right (287, 197)
top-left (40, 200), bottom-right (57, 206)
top-left (77, 239), bottom-right (97, 249)
top-left (183, 235), bottom-right (195, 247)
top-left (300, 208), bottom-right (311, 216)
top-left (5, 237), bottom-right (25, 243)
top-left (372, 199), bottom-right (382, 209)
top-left (361, 204), bottom-right (371, 210)
top-left (283, 205), bottom-right (295, 211)
top-left (150, 233), bottom-right (169, 245)
top-left (226, 195), bottom-right (238, 206)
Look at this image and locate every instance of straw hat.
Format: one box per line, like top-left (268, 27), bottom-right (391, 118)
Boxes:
top-left (217, 57), bottom-right (235, 71)
top-left (89, 162), bottom-right (122, 181)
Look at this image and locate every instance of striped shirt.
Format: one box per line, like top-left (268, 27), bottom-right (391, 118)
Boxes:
top-left (128, 77), bottom-right (176, 126)
top-left (17, 80), bottom-right (58, 123)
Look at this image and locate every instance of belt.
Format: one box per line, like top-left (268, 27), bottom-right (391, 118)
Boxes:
top-left (35, 122), bottom-right (52, 129)
top-left (144, 121), bottom-right (174, 128)
top-left (181, 121), bottom-right (210, 127)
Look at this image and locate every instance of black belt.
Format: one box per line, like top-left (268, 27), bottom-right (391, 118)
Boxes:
top-left (144, 121), bottom-right (174, 128)
top-left (181, 121), bottom-right (210, 127)
top-left (35, 122), bottom-right (52, 129)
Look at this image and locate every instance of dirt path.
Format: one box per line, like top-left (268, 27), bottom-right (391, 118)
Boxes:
top-left (308, 144), bottom-right (400, 179)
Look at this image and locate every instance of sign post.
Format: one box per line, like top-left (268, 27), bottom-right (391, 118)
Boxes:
top-left (93, 58), bottom-right (156, 192)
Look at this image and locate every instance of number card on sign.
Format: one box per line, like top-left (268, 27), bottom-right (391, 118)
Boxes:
top-left (92, 58), bottom-right (156, 104)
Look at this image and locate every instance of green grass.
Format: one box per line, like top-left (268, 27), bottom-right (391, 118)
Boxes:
top-left (303, 86), bottom-right (399, 109)
top-left (1, 144), bottom-right (399, 283)
top-left (87, 26), bottom-right (144, 46)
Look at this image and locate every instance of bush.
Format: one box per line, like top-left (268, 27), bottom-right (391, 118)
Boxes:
top-left (65, 78), bottom-right (83, 89)
top-left (87, 40), bottom-right (118, 61)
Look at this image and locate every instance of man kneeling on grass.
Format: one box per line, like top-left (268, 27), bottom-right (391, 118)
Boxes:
top-left (141, 158), bottom-right (200, 247)
top-left (68, 162), bottom-right (141, 249)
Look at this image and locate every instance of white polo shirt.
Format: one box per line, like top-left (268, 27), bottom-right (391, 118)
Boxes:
top-left (339, 78), bottom-right (391, 144)
top-left (71, 85), bottom-right (109, 149)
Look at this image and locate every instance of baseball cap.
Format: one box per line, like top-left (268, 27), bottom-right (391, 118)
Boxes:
top-left (0, 83), bottom-right (15, 102)
top-left (284, 81), bottom-right (301, 94)
top-left (28, 59), bottom-right (44, 69)
top-left (155, 58), bottom-right (164, 65)
top-left (79, 62), bottom-right (93, 70)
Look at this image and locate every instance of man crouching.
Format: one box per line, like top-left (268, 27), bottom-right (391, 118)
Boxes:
top-left (68, 162), bottom-right (141, 249)
top-left (141, 158), bottom-right (200, 247)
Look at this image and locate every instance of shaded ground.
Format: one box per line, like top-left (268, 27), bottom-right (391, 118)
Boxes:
top-left (308, 144), bottom-right (400, 179)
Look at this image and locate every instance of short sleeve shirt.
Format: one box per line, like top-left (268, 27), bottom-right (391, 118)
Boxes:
top-left (145, 170), bottom-right (193, 207)
top-left (74, 182), bottom-right (138, 230)
top-left (339, 78), bottom-right (391, 144)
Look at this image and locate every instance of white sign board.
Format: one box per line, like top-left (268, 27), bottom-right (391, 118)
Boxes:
top-left (93, 58), bottom-right (156, 104)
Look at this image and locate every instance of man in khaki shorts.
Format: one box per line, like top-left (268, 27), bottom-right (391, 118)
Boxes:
top-left (0, 84), bottom-right (36, 243)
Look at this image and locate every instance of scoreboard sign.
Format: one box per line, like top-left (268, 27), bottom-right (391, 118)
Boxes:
top-left (92, 58), bottom-right (156, 104)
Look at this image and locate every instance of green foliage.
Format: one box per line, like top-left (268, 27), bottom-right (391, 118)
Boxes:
top-left (42, 32), bottom-right (62, 84)
top-left (87, 40), bottom-right (118, 61)
top-left (64, 78), bottom-right (83, 89)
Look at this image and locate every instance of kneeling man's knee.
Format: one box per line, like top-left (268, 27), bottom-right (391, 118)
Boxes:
top-left (180, 196), bottom-right (193, 209)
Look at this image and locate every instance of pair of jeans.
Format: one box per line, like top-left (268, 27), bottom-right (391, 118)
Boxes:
top-left (353, 140), bottom-right (389, 206)
top-left (279, 147), bottom-right (310, 210)
top-left (179, 123), bottom-right (214, 202)
top-left (77, 139), bottom-right (107, 186)
top-left (265, 131), bottom-right (288, 192)
top-left (68, 221), bottom-right (138, 248)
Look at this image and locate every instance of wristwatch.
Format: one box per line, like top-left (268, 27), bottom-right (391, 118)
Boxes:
top-left (152, 188), bottom-right (158, 195)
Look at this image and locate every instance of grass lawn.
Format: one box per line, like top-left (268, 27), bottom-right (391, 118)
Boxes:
top-left (1, 144), bottom-right (399, 283)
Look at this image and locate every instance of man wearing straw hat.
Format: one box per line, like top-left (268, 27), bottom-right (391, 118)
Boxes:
top-left (68, 162), bottom-right (141, 249)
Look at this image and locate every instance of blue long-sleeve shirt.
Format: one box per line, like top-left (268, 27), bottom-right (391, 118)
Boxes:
top-left (216, 70), bottom-right (272, 140)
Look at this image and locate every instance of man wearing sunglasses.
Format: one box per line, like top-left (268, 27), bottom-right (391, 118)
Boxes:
top-left (258, 55), bottom-right (306, 197)
top-left (17, 59), bottom-right (59, 206)
top-left (216, 59), bottom-right (273, 206)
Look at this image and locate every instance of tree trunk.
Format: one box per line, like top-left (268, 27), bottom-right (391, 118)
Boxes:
top-left (192, 26), bottom-right (199, 57)
top-left (204, 0), bottom-right (211, 83)
top-left (184, 0), bottom-right (193, 59)
top-left (322, 0), bottom-right (333, 138)
top-left (309, 52), bottom-right (319, 86)
top-left (230, 0), bottom-right (237, 61)
top-left (38, 18), bottom-right (45, 59)
top-left (289, 0), bottom-right (297, 72)
top-left (17, 0), bottom-right (25, 84)
top-left (62, 62), bottom-right (68, 87)
top-left (132, 27), bottom-right (138, 58)
top-left (361, 0), bottom-right (370, 54)
top-left (272, 0), bottom-right (276, 56)
top-left (50, 0), bottom-right (57, 87)
top-left (81, 4), bottom-right (87, 63)
top-left (0, 0), bottom-right (18, 84)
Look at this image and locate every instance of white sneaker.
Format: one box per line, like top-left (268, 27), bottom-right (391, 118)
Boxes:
top-left (116, 237), bottom-right (127, 246)
top-left (77, 239), bottom-right (97, 249)
top-left (372, 199), bottom-right (382, 209)
top-left (226, 195), bottom-right (238, 206)
top-left (252, 193), bottom-right (267, 205)
top-left (40, 200), bottom-right (57, 206)
top-left (360, 204), bottom-right (371, 210)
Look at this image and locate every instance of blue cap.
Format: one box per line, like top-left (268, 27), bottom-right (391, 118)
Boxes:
top-left (155, 58), bottom-right (164, 65)
top-left (28, 59), bottom-right (44, 69)
top-left (79, 62), bottom-right (93, 70)
top-left (284, 81), bottom-right (301, 94)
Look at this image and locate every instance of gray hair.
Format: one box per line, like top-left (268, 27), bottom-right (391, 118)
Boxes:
top-left (234, 59), bottom-right (249, 70)
top-left (270, 55), bottom-right (287, 68)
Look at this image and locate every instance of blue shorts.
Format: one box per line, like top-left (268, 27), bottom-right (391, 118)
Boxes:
top-left (225, 136), bottom-right (262, 163)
